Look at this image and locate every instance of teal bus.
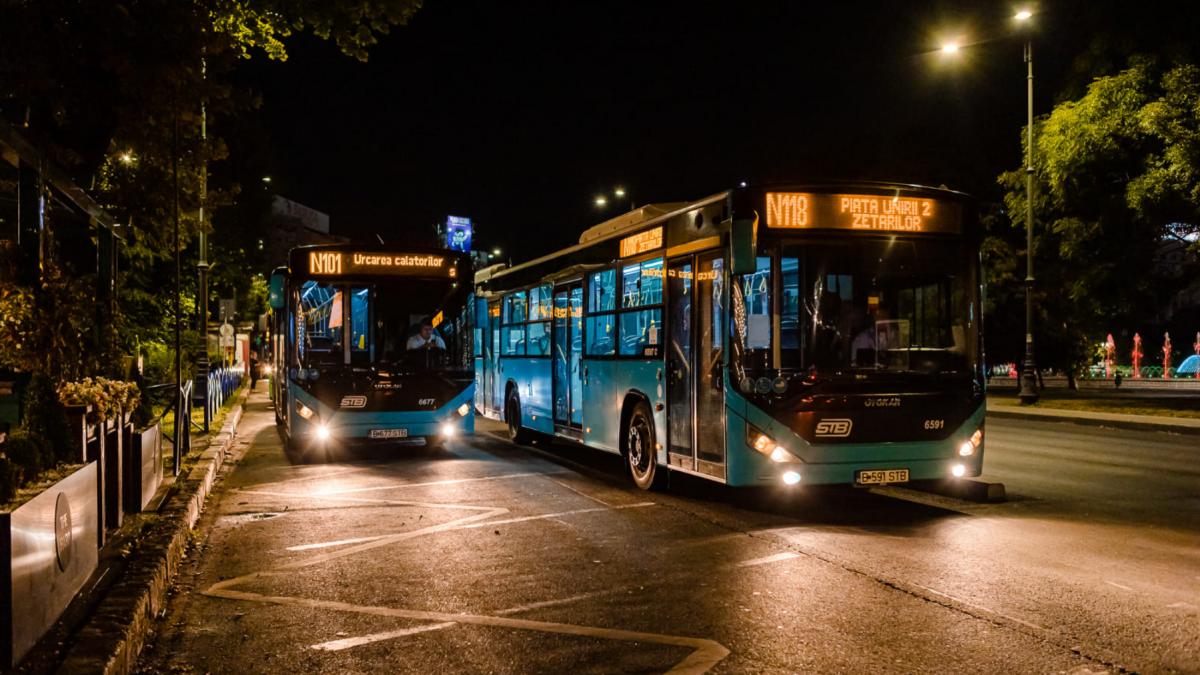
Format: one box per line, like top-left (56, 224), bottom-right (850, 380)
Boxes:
top-left (473, 182), bottom-right (985, 489)
top-left (269, 244), bottom-right (475, 454)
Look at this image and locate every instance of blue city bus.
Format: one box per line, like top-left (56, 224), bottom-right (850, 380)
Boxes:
top-left (474, 182), bottom-right (984, 489)
top-left (269, 244), bottom-right (475, 454)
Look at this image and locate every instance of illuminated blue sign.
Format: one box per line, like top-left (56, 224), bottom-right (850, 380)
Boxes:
top-left (446, 215), bottom-right (472, 253)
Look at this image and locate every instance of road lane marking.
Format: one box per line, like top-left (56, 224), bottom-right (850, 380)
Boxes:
top-left (736, 552), bottom-right (800, 567)
top-left (309, 621), bottom-right (458, 651)
top-left (242, 470), bottom-right (568, 498)
top-left (207, 587), bottom-right (728, 674)
top-left (452, 502), bottom-right (655, 531)
top-left (546, 477), bottom-right (613, 506)
top-left (1105, 581), bottom-right (1134, 591)
top-left (284, 502), bottom-right (656, 551)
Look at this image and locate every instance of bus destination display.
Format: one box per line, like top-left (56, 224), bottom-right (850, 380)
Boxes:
top-left (307, 251), bottom-right (457, 277)
top-left (765, 192), bottom-right (961, 234)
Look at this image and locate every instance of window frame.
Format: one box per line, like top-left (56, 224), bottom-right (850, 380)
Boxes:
top-left (499, 283), bottom-right (552, 358)
top-left (583, 253), bottom-right (665, 360)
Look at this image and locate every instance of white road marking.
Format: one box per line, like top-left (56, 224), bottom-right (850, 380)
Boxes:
top-left (284, 502), bottom-right (656, 551)
top-left (208, 587), bottom-right (728, 675)
top-left (453, 502), bottom-right (655, 531)
top-left (546, 477), bottom-right (612, 506)
top-left (203, 479), bottom-right (723, 672)
top-left (1105, 581), bottom-right (1134, 591)
top-left (286, 535), bottom-right (385, 552)
top-left (736, 552), bottom-right (800, 567)
top-left (310, 621), bottom-right (458, 651)
top-left (1166, 601), bottom-right (1198, 611)
top-left (250, 471), bottom-right (566, 499)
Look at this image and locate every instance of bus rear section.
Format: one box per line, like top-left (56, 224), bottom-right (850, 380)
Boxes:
top-left (272, 246), bottom-right (475, 455)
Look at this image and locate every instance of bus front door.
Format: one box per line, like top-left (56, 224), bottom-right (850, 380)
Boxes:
top-left (667, 253), bottom-right (727, 479)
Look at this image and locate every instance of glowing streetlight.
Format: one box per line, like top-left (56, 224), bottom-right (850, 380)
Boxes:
top-left (594, 195), bottom-right (608, 208)
top-left (1014, 9), bottom-right (1033, 21)
top-left (261, 176), bottom-right (272, 183)
top-left (941, 42), bottom-right (960, 54)
top-left (492, 248), bottom-right (501, 257)
top-left (118, 152), bottom-right (136, 165)
top-left (614, 187), bottom-right (626, 198)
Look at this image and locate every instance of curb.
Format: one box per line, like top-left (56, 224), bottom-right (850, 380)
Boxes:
top-left (987, 407), bottom-right (1200, 436)
top-left (55, 390), bottom-right (249, 675)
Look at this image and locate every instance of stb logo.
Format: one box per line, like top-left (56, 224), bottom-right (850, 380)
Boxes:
top-left (310, 251), bottom-right (343, 275)
top-left (814, 419), bottom-right (853, 438)
top-left (340, 395), bottom-right (367, 408)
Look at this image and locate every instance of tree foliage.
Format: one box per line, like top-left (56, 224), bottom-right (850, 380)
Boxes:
top-left (990, 57), bottom-right (1200, 374)
top-left (0, 0), bottom-right (420, 382)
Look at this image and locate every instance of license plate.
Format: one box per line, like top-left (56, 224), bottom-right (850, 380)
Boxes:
top-left (856, 468), bottom-right (909, 485)
top-left (368, 428), bottom-right (408, 439)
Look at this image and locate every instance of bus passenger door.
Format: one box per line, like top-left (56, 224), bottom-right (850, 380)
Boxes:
top-left (666, 258), bottom-right (694, 468)
top-left (667, 252), bottom-right (727, 478)
top-left (552, 282), bottom-right (583, 429)
top-left (694, 253), bottom-right (727, 477)
top-left (487, 300), bottom-right (502, 416)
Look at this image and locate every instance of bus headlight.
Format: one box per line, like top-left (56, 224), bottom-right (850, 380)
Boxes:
top-left (316, 424), bottom-right (331, 441)
top-left (747, 425), bottom-right (797, 463)
top-left (296, 401), bottom-right (315, 420)
top-left (959, 428), bottom-right (984, 457)
top-left (457, 403), bottom-right (471, 417)
top-left (440, 422), bottom-right (457, 438)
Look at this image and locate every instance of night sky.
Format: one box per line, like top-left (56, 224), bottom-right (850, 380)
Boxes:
top-left (237, 0), bottom-right (1192, 258)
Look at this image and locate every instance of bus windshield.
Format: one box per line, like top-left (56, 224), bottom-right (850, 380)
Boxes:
top-left (737, 237), bottom-right (979, 376)
top-left (297, 278), bottom-right (470, 372)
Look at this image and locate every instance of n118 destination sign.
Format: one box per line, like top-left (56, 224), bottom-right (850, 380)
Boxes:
top-left (764, 192), bottom-right (961, 234)
top-left (306, 251), bottom-right (458, 277)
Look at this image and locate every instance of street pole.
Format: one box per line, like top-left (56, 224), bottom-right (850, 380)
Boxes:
top-left (197, 57), bottom-right (210, 431)
top-left (1019, 37), bottom-right (1039, 404)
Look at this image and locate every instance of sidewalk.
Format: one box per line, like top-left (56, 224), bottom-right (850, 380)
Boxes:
top-left (987, 400), bottom-right (1200, 435)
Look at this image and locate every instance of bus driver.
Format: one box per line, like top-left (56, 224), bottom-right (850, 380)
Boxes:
top-left (407, 317), bottom-right (447, 350)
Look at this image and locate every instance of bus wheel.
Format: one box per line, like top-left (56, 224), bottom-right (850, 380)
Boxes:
top-left (624, 401), bottom-right (658, 490)
top-left (506, 391), bottom-right (532, 444)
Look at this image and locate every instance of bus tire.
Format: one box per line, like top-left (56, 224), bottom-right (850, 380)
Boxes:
top-left (505, 391), bottom-right (533, 445)
top-left (624, 400), bottom-right (659, 490)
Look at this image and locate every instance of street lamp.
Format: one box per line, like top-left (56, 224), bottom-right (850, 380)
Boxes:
top-left (938, 11), bottom-right (1040, 403)
top-left (1016, 8), bottom-right (1039, 404)
top-left (594, 195), bottom-right (608, 208)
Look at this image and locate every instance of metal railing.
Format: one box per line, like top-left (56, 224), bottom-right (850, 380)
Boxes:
top-left (199, 366), bottom-right (243, 432)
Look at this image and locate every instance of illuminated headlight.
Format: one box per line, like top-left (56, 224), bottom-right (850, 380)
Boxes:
top-left (782, 471), bottom-right (802, 485)
top-left (440, 422), bottom-right (456, 438)
top-left (457, 403), bottom-right (471, 417)
top-left (315, 424), bottom-right (331, 441)
top-left (296, 401), bottom-right (315, 420)
top-left (747, 425), bottom-right (797, 463)
top-left (959, 428), bottom-right (984, 456)
top-left (951, 463), bottom-right (966, 478)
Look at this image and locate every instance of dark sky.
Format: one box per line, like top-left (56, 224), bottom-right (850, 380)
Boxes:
top-left (236, 0), bottom-right (1194, 258)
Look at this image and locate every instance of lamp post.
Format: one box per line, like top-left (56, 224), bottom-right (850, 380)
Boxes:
top-left (1016, 9), bottom-right (1039, 404)
top-left (940, 9), bottom-right (1039, 402)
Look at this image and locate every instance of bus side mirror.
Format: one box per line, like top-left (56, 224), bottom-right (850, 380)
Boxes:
top-left (730, 214), bottom-right (758, 275)
top-left (269, 273), bottom-right (286, 310)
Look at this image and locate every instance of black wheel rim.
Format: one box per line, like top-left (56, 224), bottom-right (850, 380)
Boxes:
top-left (629, 413), bottom-right (651, 478)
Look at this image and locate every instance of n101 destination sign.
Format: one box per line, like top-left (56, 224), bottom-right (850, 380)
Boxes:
top-left (764, 192), bottom-right (961, 234)
top-left (305, 250), bottom-right (458, 278)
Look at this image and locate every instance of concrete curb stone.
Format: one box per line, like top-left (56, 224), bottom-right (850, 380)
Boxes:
top-left (55, 390), bottom-right (249, 675)
top-left (988, 404), bottom-right (1200, 436)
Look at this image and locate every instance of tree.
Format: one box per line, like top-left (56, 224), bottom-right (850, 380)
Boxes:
top-left (0, 0), bottom-right (421, 381)
top-left (992, 57), bottom-right (1200, 377)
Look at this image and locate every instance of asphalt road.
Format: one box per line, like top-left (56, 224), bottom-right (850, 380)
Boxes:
top-left (138, 390), bottom-right (1199, 674)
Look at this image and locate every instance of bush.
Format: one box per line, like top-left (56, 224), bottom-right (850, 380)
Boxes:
top-left (0, 454), bottom-right (15, 503)
top-left (22, 372), bottom-right (73, 464)
top-left (2, 429), bottom-right (48, 487)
